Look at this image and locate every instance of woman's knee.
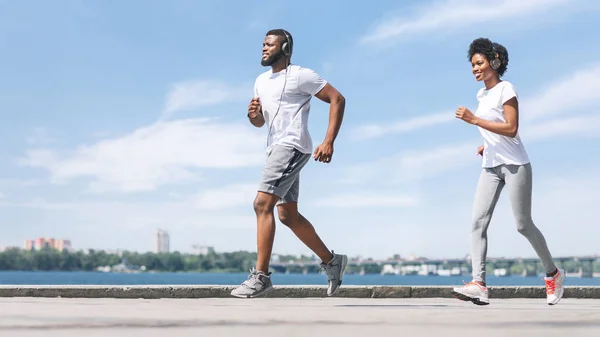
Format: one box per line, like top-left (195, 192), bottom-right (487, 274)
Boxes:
top-left (471, 213), bottom-right (490, 233)
top-left (515, 217), bottom-right (535, 235)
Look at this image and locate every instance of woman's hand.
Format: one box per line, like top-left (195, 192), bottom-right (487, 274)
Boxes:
top-left (455, 106), bottom-right (477, 125)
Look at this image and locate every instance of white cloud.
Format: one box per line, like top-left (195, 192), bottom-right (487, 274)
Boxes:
top-left (360, 0), bottom-right (570, 44)
top-left (0, 198), bottom-right (75, 211)
top-left (162, 80), bottom-right (250, 119)
top-left (522, 64), bottom-right (600, 122)
top-left (524, 114), bottom-right (600, 141)
top-left (20, 118), bottom-right (265, 193)
top-left (340, 142), bottom-right (476, 184)
top-left (342, 112), bottom-right (600, 187)
top-left (26, 127), bottom-right (56, 146)
top-left (355, 63), bottom-right (600, 140)
top-left (314, 193), bottom-right (419, 208)
top-left (191, 183), bottom-right (258, 210)
top-left (0, 197), bottom-right (257, 252)
top-left (352, 112), bottom-right (452, 141)
top-left (0, 198), bottom-right (254, 228)
top-left (343, 107), bottom-right (600, 185)
top-left (0, 179), bottom-right (41, 187)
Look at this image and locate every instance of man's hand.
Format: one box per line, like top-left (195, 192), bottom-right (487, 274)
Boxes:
top-left (247, 97), bottom-right (265, 127)
top-left (248, 97), bottom-right (262, 118)
top-left (477, 145), bottom-right (484, 156)
top-left (455, 106), bottom-right (477, 125)
top-left (313, 141), bottom-right (334, 163)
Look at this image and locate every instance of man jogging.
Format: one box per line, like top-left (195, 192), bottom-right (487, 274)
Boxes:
top-left (231, 29), bottom-right (348, 298)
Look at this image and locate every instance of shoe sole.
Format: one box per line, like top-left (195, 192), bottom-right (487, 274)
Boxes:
top-left (451, 290), bottom-right (489, 306)
top-left (328, 255), bottom-right (348, 297)
top-left (548, 286), bottom-right (565, 306)
top-left (547, 270), bottom-right (566, 306)
top-left (230, 285), bottom-right (274, 299)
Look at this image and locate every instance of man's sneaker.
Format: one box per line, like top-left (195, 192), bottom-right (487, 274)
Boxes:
top-left (451, 280), bottom-right (490, 305)
top-left (545, 268), bottom-right (565, 305)
top-left (321, 251), bottom-right (348, 296)
top-left (230, 268), bottom-right (273, 298)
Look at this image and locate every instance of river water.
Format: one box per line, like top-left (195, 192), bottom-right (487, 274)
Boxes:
top-left (1, 271), bottom-right (599, 286)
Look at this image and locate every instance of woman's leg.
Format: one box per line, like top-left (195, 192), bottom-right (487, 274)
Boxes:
top-left (502, 163), bottom-right (556, 275)
top-left (470, 167), bottom-right (504, 284)
top-left (502, 163), bottom-right (565, 305)
top-left (452, 167), bottom-right (504, 305)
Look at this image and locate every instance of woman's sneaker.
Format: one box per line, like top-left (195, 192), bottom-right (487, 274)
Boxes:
top-left (545, 268), bottom-right (565, 305)
top-left (452, 280), bottom-right (490, 305)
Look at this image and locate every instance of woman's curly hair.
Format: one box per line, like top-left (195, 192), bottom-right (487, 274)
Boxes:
top-left (468, 37), bottom-right (509, 77)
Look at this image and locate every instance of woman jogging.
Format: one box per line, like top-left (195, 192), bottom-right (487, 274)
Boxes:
top-left (451, 37), bottom-right (565, 306)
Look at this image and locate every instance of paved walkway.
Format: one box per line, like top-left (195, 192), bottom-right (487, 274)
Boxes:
top-left (1, 297), bottom-right (599, 336)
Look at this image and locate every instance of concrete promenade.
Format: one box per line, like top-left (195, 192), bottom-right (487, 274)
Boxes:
top-left (1, 285), bottom-right (600, 299)
top-left (1, 297), bottom-right (599, 337)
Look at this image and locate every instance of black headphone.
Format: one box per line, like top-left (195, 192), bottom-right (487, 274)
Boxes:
top-left (281, 29), bottom-right (293, 57)
top-left (490, 43), bottom-right (501, 70)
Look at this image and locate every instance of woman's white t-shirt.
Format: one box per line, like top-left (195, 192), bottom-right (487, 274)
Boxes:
top-left (475, 80), bottom-right (530, 168)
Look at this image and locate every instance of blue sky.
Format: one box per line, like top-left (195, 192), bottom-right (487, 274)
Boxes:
top-left (1, 0), bottom-right (599, 260)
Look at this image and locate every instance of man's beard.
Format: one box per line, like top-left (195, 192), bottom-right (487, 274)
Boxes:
top-left (261, 50), bottom-right (284, 66)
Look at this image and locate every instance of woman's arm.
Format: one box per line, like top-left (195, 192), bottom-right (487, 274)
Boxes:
top-left (473, 97), bottom-right (519, 137)
top-left (455, 97), bottom-right (519, 138)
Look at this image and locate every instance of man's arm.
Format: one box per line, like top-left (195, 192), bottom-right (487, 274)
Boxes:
top-left (248, 97), bottom-right (265, 128)
top-left (315, 83), bottom-right (345, 144)
top-left (313, 83), bottom-right (345, 163)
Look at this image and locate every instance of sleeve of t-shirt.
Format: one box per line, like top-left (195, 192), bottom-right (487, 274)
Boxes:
top-left (501, 82), bottom-right (518, 104)
top-left (297, 68), bottom-right (328, 96)
top-left (253, 77), bottom-right (260, 98)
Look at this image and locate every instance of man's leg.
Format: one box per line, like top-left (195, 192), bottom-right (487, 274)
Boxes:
top-left (276, 177), bottom-right (347, 296)
top-left (230, 190), bottom-right (279, 298)
top-left (254, 191), bottom-right (281, 273)
top-left (277, 201), bottom-right (333, 264)
top-left (231, 145), bottom-right (307, 298)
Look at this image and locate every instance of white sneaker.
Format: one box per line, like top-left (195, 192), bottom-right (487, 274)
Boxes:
top-left (452, 281), bottom-right (490, 306)
top-left (230, 268), bottom-right (274, 298)
top-left (321, 251), bottom-right (348, 296)
top-left (545, 268), bottom-right (565, 305)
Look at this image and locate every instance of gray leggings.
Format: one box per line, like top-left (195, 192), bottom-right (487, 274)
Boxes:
top-left (470, 163), bottom-right (556, 283)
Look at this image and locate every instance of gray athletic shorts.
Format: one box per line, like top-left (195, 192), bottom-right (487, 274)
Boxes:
top-left (258, 144), bottom-right (310, 205)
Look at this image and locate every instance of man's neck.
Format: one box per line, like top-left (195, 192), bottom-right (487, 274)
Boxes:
top-left (271, 59), bottom-right (289, 73)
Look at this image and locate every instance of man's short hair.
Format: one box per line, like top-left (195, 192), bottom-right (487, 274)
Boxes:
top-left (266, 29), bottom-right (293, 55)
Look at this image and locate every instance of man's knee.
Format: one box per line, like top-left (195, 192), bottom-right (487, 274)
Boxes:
top-left (253, 193), bottom-right (277, 215)
top-left (277, 205), bottom-right (299, 227)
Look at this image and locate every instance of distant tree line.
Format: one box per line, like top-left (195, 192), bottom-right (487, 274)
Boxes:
top-left (0, 248), bottom-right (313, 272)
top-left (1, 248), bottom-right (598, 274)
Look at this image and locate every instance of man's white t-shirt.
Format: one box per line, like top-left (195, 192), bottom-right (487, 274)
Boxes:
top-left (254, 64), bottom-right (327, 154)
top-left (475, 80), bottom-right (530, 168)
